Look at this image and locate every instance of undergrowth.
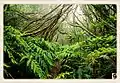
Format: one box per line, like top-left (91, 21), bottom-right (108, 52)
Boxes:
top-left (4, 26), bottom-right (116, 79)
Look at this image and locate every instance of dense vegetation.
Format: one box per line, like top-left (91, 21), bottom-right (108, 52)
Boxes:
top-left (4, 4), bottom-right (116, 79)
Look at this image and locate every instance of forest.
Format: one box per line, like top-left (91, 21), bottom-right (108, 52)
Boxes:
top-left (4, 4), bottom-right (116, 79)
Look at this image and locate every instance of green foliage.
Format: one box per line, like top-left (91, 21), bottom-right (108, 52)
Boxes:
top-left (55, 35), bottom-right (116, 79)
top-left (4, 4), bottom-right (116, 79)
top-left (56, 72), bottom-right (73, 79)
top-left (4, 26), bottom-right (116, 79)
top-left (4, 26), bottom-right (58, 78)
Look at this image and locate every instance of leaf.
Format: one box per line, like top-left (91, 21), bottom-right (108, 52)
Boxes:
top-left (43, 53), bottom-right (53, 66)
top-left (100, 55), bottom-right (110, 60)
top-left (20, 55), bottom-right (28, 62)
top-left (4, 64), bottom-right (10, 68)
top-left (27, 55), bottom-right (32, 66)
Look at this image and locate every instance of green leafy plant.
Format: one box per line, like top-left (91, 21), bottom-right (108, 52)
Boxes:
top-left (4, 4), bottom-right (116, 79)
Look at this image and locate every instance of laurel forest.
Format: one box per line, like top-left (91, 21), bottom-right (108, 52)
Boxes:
top-left (4, 4), bottom-right (116, 79)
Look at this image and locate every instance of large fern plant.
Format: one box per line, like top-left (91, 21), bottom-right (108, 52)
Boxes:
top-left (4, 26), bottom-right (116, 79)
top-left (4, 26), bottom-right (60, 78)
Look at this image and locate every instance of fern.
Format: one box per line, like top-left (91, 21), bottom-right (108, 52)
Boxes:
top-left (4, 26), bottom-right (116, 79)
top-left (4, 26), bottom-right (57, 78)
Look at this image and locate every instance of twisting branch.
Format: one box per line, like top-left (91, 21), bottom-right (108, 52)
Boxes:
top-left (70, 11), bottom-right (96, 37)
top-left (67, 22), bottom-right (96, 37)
top-left (22, 5), bottom-right (73, 38)
top-left (23, 4), bottom-right (61, 30)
